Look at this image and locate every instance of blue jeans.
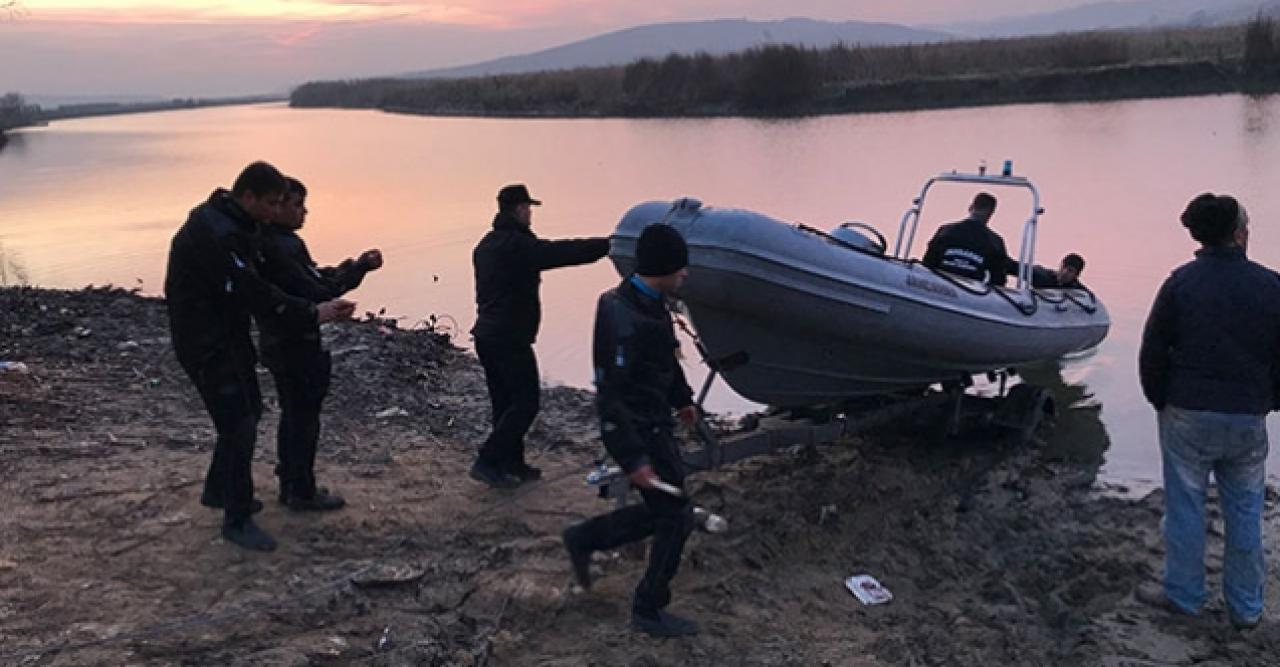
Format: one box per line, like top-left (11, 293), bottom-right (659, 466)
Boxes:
top-left (1159, 405), bottom-right (1269, 621)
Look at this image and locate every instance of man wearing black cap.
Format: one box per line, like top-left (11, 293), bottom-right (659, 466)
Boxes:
top-left (562, 223), bottom-right (702, 637)
top-left (470, 184), bottom-right (610, 488)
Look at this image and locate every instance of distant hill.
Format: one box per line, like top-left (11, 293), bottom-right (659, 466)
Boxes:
top-left (944, 0), bottom-right (1280, 37)
top-left (402, 18), bottom-right (951, 79)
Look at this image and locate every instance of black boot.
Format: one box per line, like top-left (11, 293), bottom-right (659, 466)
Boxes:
top-left (631, 610), bottom-right (699, 637)
top-left (469, 459), bottom-right (518, 489)
top-left (562, 524), bottom-right (592, 589)
top-left (282, 488), bottom-right (346, 512)
top-left (504, 461), bottom-right (543, 483)
top-left (221, 517), bottom-right (278, 552)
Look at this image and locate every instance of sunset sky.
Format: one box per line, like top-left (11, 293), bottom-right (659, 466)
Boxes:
top-left (2, 1), bottom-right (1094, 99)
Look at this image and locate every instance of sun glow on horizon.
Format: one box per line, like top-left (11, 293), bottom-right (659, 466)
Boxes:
top-left (21, 0), bottom-right (504, 25)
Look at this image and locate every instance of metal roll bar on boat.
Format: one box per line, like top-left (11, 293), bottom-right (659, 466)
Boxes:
top-left (892, 165), bottom-right (1044, 306)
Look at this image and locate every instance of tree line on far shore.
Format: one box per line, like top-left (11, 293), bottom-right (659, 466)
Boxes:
top-left (0, 93), bottom-right (40, 132)
top-left (291, 16), bottom-right (1280, 117)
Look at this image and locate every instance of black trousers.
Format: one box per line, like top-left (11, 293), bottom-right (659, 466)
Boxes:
top-left (267, 350), bottom-right (331, 499)
top-left (475, 337), bottom-right (540, 470)
top-left (577, 428), bottom-right (694, 616)
top-left (184, 355), bottom-right (263, 523)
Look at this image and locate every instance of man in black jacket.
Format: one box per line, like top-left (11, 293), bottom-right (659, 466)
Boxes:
top-left (1137, 193), bottom-right (1280, 629)
top-left (922, 192), bottom-right (1019, 286)
top-left (469, 184), bottom-right (610, 488)
top-left (562, 223), bottom-right (701, 638)
top-left (258, 176), bottom-right (382, 511)
top-left (165, 161), bottom-right (354, 551)
top-left (1031, 253), bottom-right (1087, 289)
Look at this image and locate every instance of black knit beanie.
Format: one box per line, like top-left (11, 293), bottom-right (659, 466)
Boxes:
top-left (635, 224), bottom-right (688, 277)
top-left (1181, 193), bottom-right (1240, 246)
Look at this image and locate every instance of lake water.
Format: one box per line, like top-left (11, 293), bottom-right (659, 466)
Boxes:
top-left (3, 96), bottom-right (1280, 486)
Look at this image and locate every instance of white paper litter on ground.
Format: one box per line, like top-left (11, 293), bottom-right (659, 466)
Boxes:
top-left (845, 575), bottom-right (893, 605)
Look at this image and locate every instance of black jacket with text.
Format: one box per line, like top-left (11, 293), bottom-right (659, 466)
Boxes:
top-left (922, 218), bottom-right (1018, 286)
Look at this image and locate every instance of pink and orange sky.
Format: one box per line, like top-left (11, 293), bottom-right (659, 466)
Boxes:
top-left (3, 1), bottom-right (1089, 99)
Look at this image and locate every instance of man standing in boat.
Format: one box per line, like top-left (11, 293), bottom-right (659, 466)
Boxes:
top-left (562, 223), bottom-right (701, 638)
top-left (1137, 193), bottom-right (1280, 630)
top-left (469, 184), bottom-right (610, 489)
top-left (922, 192), bottom-right (1019, 285)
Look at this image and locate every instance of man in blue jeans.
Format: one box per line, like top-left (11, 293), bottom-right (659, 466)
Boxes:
top-left (1138, 192), bottom-right (1280, 629)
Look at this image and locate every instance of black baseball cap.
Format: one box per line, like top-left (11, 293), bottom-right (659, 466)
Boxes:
top-left (497, 184), bottom-right (542, 208)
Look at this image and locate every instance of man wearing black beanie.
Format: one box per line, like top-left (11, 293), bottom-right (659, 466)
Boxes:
top-left (470, 184), bottom-right (610, 489)
top-left (562, 222), bottom-right (702, 637)
top-left (1137, 192), bottom-right (1280, 629)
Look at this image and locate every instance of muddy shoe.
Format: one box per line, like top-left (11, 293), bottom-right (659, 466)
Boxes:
top-left (631, 610), bottom-right (699, 638)
top-left (470, 460), bottom-right (519, 489)
top-left (278, 485), bottom-right (331, 504)
top-left (1135, 582), bottom-right (1195, 616)
top-left (562, 525), bottom-right (592, 589)
top-left (1228, 610), bottom-right (1261, 631)
top-left (200, 494), bottom-right (263, 514)
top-left (505, 462), bottom-right (543, 483)
top-left (283, 489), bottom-right (346, 512)
top-left (221, 518), bottom-right (278, 552)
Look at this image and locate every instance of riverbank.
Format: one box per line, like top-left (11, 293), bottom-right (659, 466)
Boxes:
top-left (0, 95), bottom-right (286, 146)
top-left (291, 21), bottom-right (1280, 119)
top-left (37, 95), bottom-right (286, 123)
top-left (2, 285), bottom-right (1279, 665)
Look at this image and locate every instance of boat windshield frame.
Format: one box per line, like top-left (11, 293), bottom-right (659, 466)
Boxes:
top-left (891, 171), bottom-right (1043, 300)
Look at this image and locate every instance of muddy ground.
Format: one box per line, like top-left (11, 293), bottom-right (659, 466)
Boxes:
top-left (2, 286), bottom-right (1280, 666)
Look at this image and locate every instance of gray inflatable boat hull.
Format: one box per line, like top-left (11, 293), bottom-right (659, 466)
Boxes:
top-left (611, 200), bottom-right (1111, 407)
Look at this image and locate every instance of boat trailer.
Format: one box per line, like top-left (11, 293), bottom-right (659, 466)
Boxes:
top-left (589, 320), bottom-right (1058, 504)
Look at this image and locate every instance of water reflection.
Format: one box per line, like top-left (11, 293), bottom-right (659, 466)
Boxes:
top-left (2, 96), bottom-right (1279, 483)
top-left (0, 240), bottom-right (31, 287)
top-left (1242, 93), bottom-right (1279, 136)
top-left (0, 129), bottom-right (27, 155)
top-left (1020, 360), bottom-right (1111, 468)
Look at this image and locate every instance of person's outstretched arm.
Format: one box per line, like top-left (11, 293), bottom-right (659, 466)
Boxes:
top-left (531, 236), bottom-right (610, 272)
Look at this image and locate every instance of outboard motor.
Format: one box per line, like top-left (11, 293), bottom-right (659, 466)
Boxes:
top-left (829, 221), bottom-right (886, 255)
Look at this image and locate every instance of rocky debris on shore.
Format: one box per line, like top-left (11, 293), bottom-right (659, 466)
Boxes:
top-left (3, 285), bottom-right (1280, 666)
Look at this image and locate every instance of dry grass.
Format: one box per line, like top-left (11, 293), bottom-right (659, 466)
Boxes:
top-left (291, 20), bottom-right (1274, 117)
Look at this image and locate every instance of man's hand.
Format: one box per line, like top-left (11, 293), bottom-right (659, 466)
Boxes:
top-left (316, 299), bottom-right (357, 323)
top-left (627, 465), bottom-right (658, 489)
top-left (358, 249), bottom-right (384, 271)
top-left (677, 405), bottom-right (699, 428)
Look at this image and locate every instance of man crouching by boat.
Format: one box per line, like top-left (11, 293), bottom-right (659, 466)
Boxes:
top-left (562, 223), bottom-right (701, 637)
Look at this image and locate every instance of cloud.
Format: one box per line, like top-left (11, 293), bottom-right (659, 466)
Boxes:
top-left (269, 22), bottom-right (327, 46)
top-left (6, 0), bottom-right (1097, 97)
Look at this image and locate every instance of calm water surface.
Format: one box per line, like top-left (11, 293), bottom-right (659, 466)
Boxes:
top-left (3, 96), bottom-right (1280, 485)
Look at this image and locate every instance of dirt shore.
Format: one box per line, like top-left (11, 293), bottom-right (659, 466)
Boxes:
top-left (2, 286), bottom-right (1279, 666)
